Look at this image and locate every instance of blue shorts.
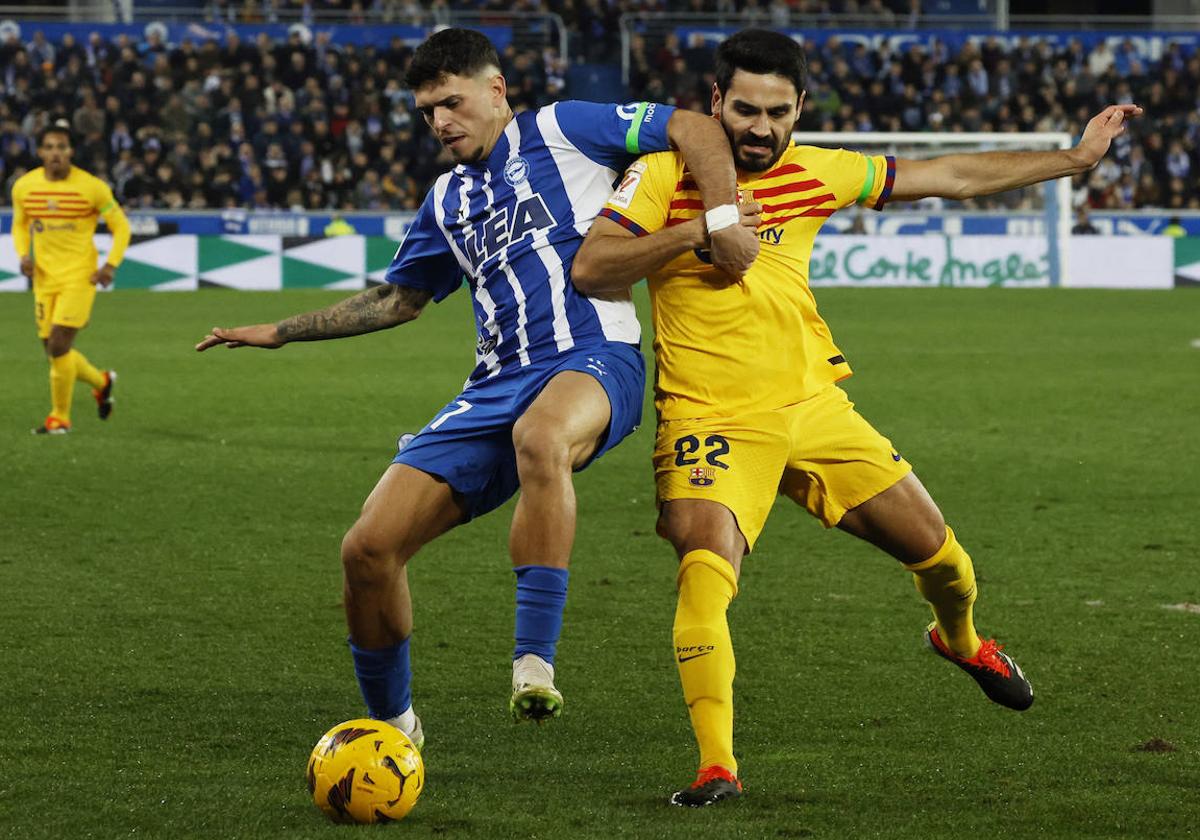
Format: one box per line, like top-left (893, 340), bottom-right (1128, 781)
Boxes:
top-left (393, 342), bottom-right (645, 520)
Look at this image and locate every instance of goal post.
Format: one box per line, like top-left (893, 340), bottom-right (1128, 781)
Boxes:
top-left (791, 132), bottom-right (1074, 287)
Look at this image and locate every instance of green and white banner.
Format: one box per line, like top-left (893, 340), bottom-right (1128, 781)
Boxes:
top-left (791, 235), bottom-right (1174, 289)
top-left (0, 234), bottom-right (404, 292)
top-left (0, 234), bottom-right (1181, 291)
top-left (1173, 237), bottom-right (1200, 287)
top-left (810, 235), bottom-right (1051, 287)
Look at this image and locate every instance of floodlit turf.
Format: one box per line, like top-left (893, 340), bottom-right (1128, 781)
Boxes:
top-left (1, 286), bottom-right (1197, 839)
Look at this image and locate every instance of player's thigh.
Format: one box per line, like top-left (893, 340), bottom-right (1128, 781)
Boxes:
top-left (514, 342), bottom-right (645, 471)
top-left (654, 413), bottom-right (790, 553)
top-left (778, 385), bottom-right (913, 530)
top-left (345, 463), bottom-right (468, 561)
top-left (836, 472), bottom-right (946, 564)
top-left (513, 370), bottom-right (611, 469)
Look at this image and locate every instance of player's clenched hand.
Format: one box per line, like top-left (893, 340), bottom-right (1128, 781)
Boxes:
top-left (739, 200), bottom-right (762, 229)
top-left (89, 264), bottom-right (115, 288)
top-left (709, 221), bottom-right (759, 279)
top-left (1074, 104), bottom-right (1143, 169)
top-left (195, 324), bottom-right (283, 351)
top-left (20, 256), bottom-right (33, 278)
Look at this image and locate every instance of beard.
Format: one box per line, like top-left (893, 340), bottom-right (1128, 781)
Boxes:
top-left (733, 133), bottom-right (787, 172)
top-left (722, 116), bottom-right (787, 172)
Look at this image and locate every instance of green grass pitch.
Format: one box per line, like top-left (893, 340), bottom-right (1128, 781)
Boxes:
top-left (1, 286), bottom-right (1197, 839)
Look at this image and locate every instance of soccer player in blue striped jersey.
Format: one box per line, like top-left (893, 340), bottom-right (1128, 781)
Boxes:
top-left (196, 28), bottom-right (759, 746)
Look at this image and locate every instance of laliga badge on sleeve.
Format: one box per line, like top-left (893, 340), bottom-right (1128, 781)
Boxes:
top-left (609, 161), bottom-right (646, 209)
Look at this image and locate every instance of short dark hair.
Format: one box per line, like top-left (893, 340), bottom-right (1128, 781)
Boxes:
top-left (715, 29), bottom-right (807, 98)
top-left (37, 118), bottom-right (73, 147)
top-left (404, 28), bottom-right (501, 90)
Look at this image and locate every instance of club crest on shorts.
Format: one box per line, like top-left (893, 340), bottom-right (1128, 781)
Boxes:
top-left (503, 156), bottom-right (530, 187)
top-left (689, 467), bottom-right (716, 487)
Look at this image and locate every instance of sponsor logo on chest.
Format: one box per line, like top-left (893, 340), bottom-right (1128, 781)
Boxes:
top-left (462, 193), bottom-right (557, 266)
top-left (758, 227), bottom-right (785, 245)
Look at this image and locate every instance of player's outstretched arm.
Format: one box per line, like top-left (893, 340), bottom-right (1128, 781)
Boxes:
top-left (889, 104), bottom-right (1143, 203)
top-left (573, 202), bottom-right (761, 294)
top-left (666, 109), bottom-right (759, 278)
top-left (195, 284), bottom-right (433, 351)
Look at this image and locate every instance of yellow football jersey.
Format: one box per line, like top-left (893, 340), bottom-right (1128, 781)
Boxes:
top-left (10, 166), bottom-right (130, 291)
top-left (600, 142), bottom-right (894, 421)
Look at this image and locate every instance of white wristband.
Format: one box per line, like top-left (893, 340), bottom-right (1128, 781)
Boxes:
top-left (704, 204), bottom-right (739, 234)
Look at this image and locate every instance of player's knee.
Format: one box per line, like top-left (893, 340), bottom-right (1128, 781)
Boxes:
top-left (657, 504), bottom-right (744, 562)
top-left (656, 513), bottom-right (688, 556)
top-left (512, 425), bottom-right (572, 481)
top-left (340, 527), bottom-right (402, 588)
top-left (924, 512), bottom-right (949, 553)
top-left (905, 505), bottom-right (948, 563)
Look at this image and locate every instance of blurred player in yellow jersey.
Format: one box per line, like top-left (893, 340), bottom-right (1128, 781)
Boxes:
top-left (573, 29), bottom-right (1141, 807)
top-left (11, 120), bottom-right (131, 434)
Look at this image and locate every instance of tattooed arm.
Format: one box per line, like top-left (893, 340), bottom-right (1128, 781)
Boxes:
top-left (194, 285), bottom-right (433, 351)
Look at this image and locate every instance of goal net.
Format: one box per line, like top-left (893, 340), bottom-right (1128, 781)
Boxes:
top-left (791, 131), bottom-right (1074, 286)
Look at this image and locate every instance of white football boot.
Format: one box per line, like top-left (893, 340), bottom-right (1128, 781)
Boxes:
top-left (509, 653), bottom-right (564, 722)
top-left (385, 706), bottom-right (425, 751)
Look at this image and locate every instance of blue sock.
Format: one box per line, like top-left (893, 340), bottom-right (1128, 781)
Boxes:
top-left (349, 637), bottom-right (412, 721)
top-left (513, 565), bottom-right (569, 664)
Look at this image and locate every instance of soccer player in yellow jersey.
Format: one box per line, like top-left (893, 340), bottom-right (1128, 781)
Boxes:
top-left (572, 29), bottom-right (1141, 807)
top-left (11, 121), bottom-right (131, 435)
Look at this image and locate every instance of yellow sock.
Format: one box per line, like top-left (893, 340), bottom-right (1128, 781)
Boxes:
top-left (71, 349), bottom-right (106, 389)
top-left (674, 549), bottom-right (738, 776)
top-left (905, 526), bottom-right (980, 658)
top-left (48, 353), bottom-right (75, 423)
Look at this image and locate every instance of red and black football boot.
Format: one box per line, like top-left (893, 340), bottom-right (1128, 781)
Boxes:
top-left (94, 370), bottom-right (117, 420)
top-left (669, 765), bottom-right (743, 807)
top-left (926, 622), bottom-right (1034, 711)
top-left (32, 415), bottom-right (71, 435)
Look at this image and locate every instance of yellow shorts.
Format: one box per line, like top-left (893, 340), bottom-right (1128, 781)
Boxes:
top-left (34, 283), bottom-right (97, 338)
top-left (653, 384), bottom-right (912, 550)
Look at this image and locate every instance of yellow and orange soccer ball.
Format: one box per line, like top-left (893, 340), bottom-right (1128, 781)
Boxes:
top-left (306, 719), bottom-right (424, 824)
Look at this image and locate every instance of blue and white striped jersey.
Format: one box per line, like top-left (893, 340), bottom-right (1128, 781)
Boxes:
top-left (384, 99), bottom-right (675, 383)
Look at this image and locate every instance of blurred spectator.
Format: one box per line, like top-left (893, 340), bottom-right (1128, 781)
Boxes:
top-left (324, 212), bottom-right (355, 235)
top-left (27, 31), bottom-right (55, 68)
top-left (1071, 207), bottom-right (1099, 235)
top-left (1163, 216), bottom-right (1186, 237)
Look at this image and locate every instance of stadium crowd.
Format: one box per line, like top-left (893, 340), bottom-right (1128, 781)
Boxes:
top-left (2, 14), bottom-right (1198, 213)
top-left (629, 32), bottom-right (1200, 210)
